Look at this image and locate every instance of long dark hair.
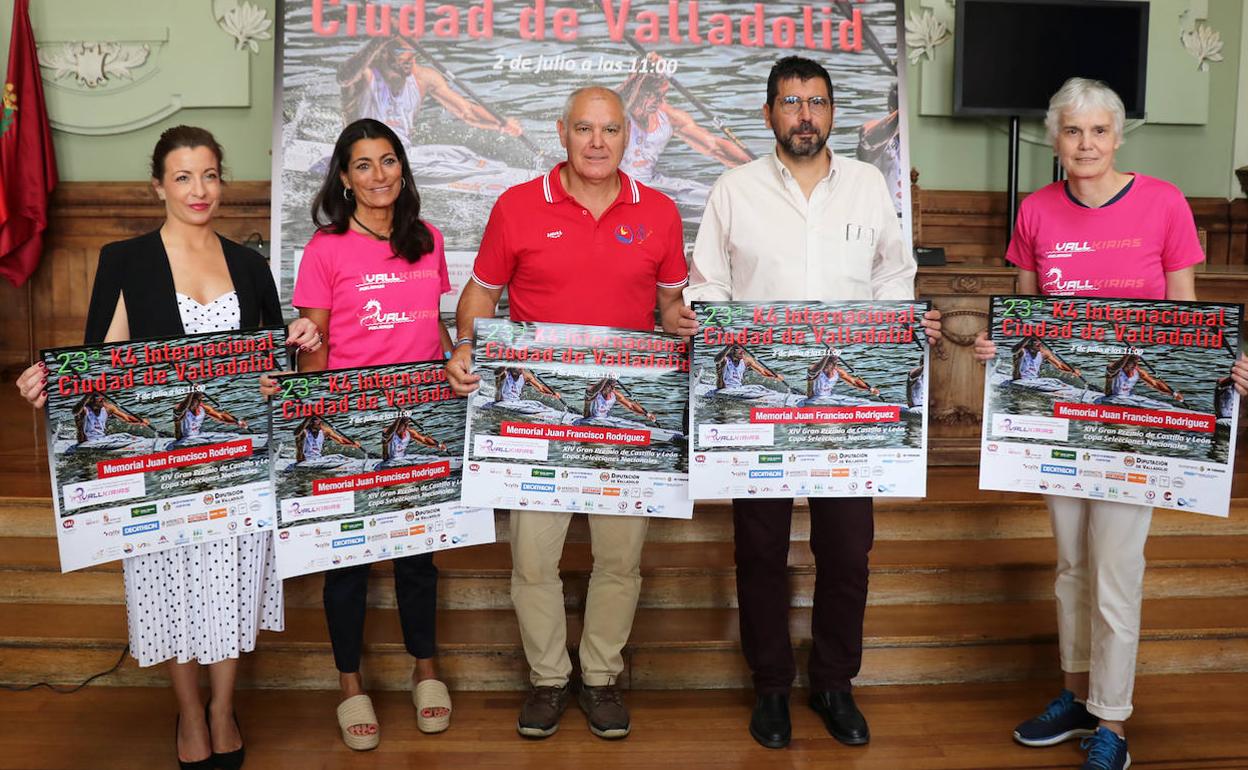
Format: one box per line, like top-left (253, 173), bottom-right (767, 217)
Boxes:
top-left (310, 118), bottom-right (434, 263)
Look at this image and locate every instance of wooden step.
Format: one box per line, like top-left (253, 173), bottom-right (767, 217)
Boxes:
top-left (4, 495), bottom-right (1247, 542)
top-left (7, 676), bottom-right (1248, 770)
top-left (4, 536), bottom-right (1245, 609)
top-left (3, 598), bottom-right (1245, 691)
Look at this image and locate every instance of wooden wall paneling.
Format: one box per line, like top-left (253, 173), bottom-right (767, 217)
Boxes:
top-left (1230, 200), bottom-right (1247, 270)
top-left (3, 181), bottom-right (273, 372)
top-left (1191, 198), bottom-right (1232, 266)
top-left (915, 267), bottom-right (1018, 465)
top-left (2, 181), bottom-right (1244, 469)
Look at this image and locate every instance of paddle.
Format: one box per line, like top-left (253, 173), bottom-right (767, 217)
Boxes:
top-left (316, 415), bottom-right (370, 470)
top-left (1112, 354), bottom-right (1188, 408)
top-left (606, 378), bottom-right (662, 426)
top-left (403, 40), bottom-right (553, 164)
top-left (528, 369), bottom-right (574, 415)
top-left (806, 323), bottom-right (886, 402)
top-left (1035, 344), bottom-right (1095, 391)
top-left (832, 0), bottom-right (897, 75)
top-left (610, 33), bottom-right (756, 160)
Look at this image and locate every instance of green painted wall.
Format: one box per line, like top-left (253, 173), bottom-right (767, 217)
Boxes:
top-left (2, 0), bottom-right (1243, 197)
top-left (904, 0), bottom-right (1245, 199)
top-left (0, 0), bottom-right (275, 182)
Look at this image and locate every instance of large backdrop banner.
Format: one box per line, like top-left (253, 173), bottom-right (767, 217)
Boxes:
top-left (273, 0), bottom-right (909, 316)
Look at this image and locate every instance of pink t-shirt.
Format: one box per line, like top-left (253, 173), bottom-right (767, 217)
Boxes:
top-left (1005, 174), bottom-right (1203, 300)
top-left (293, 226), bottom-right (451, 368)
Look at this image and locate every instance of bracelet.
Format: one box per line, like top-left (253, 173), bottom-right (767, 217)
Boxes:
top-left (454, 337), bottom-right (474, 348)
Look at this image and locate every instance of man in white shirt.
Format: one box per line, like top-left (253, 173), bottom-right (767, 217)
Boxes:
top-left (685, 56), bottom-right (940, 750)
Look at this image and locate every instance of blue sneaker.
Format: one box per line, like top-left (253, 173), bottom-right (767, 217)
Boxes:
top-left (1080, 726), bottom-right (1131, 769)
top-left (1013, 689), bottom-right (1099, 747)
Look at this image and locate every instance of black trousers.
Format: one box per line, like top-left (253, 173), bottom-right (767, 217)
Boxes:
top-left (732, 496), bottom-right (874, 694)
top-left (323, 553), bottom-right (438, 673)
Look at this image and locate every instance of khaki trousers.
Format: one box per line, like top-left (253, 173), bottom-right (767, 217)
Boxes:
top-left (509, 509), bottom-right (649, 687)
top-left (1046, 495), bottom-right (1152, 721)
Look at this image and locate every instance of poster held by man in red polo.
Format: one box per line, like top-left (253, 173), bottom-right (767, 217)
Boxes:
top-left (0, 0), bottom-right (58, 287)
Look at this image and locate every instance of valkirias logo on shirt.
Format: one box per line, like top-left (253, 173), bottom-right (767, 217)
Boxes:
top-left (614, 224), bottom-right (651, 245)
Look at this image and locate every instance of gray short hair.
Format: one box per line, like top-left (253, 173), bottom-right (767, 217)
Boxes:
top-left (561, 85), bottom-right (625, 125)
top-left (1044, 77), bottom-right (1126, 148)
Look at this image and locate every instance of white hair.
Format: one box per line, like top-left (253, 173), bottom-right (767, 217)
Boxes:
top-left (560, 85), bottom-right (625, 125)
top-left (1044, 77), bottom-right (1126, 148)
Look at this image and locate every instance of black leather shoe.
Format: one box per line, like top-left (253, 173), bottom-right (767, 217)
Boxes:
top-left (211, 712), bottom-right (245, 770)
top-left (175, 715), bottom-right (214, 770)
top-left (809, 690), bottom-right (870, 745)
top-left (748, 693), bottom-right (791, 749)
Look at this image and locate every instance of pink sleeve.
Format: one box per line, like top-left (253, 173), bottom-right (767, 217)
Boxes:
top-left (292, 234), bottom-right (334, 309)
top-left (656, 207), bottom-right (688, 287)
top-left (430, 225), bottom-right (452, 294)
top-left (471, 201), bottom-right (514, 290)
top-left (1004, 200), bottom-right (1037, 271)
top-left (1161, 190), bottom-right (1205, 272)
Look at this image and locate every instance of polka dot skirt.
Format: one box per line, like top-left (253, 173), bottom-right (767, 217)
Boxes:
top-left (121, 292), bottom-right (284, 667)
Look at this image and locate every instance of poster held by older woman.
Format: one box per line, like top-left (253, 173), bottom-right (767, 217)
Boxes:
top-left (43, 327), bottom-right (287, 571)
top-left (979, 295), bottom-right (1241, 517)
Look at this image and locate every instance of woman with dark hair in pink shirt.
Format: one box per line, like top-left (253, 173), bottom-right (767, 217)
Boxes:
top-left (974, 78), bottom-right (1248, 770)
top-left (282, 117), bottom-right (454, 750)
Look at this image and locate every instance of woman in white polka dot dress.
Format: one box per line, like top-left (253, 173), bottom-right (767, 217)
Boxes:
top-left (17, 126), bottom-right (320, 770)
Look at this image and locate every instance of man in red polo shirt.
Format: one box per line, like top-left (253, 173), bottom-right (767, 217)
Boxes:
top-left (446, 85), bottom-right (693, 740)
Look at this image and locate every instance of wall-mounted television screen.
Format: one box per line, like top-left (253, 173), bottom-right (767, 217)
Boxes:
top-left (954, 0), bottom-right (1149, 118)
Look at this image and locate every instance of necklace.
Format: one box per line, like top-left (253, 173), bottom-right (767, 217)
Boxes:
top-left (351, 214), bottom-right (391, 240)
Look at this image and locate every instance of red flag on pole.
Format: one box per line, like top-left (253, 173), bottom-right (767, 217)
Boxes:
top-left (0, 0), bottom-right (58, 287)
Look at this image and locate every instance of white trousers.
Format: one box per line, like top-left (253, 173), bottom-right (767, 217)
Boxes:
top-left (1046, 495), bottom-right (1152, 721)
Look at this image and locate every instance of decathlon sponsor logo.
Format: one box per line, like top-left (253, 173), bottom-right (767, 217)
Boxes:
top-left (1041, 464), bottom-right (1077, 476)
top-left (333, 536), bottom-right (366, 548)
top-left (522, 482), bottom-right (555, 492)
top-left (123, 520), bottom-right (160, 536)
top-left (749, 470), bottom-right (784, 478)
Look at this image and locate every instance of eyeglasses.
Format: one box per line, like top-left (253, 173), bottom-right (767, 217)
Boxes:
top-left (776, 95), bottom-right (831, 115)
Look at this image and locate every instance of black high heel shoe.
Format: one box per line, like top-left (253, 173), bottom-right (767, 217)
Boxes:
top-left (208, 702), bottom-right (245, 770)
top-left (175, 714), bottom-right (214, 770)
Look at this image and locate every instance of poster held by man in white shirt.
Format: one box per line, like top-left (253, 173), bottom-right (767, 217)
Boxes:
top-left (689, 299), bottom-right (930, 499)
